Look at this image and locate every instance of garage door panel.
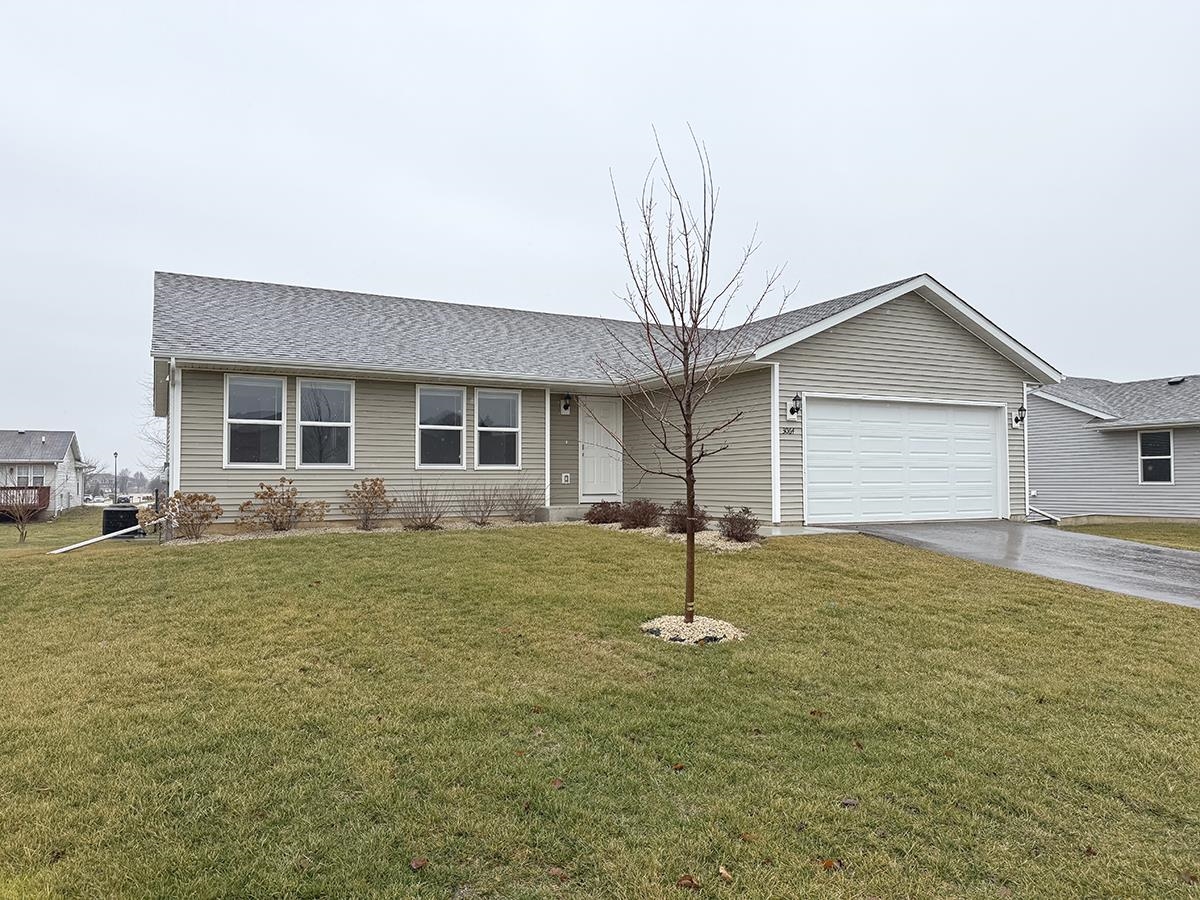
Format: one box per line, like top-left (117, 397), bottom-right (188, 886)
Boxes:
top-left (804, 397), bottom-right (1003, 524)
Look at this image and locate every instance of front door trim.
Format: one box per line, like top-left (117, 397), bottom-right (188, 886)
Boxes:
top-left (578, 395), bottom-right (623, 503)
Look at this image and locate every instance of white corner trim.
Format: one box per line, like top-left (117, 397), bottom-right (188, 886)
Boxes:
top-left (1028, 389), bottom-right (1118, 421)
top-left (169, 361), bottom-right (182, 493)
top-left (1022, 381), bottom-right (1032, 520)
top-left (800, 392), bottom-right (810, 525)
top-left (544, 389), bottom-right (551, 507)
top-left (753, 274), bottom-right (1063, 385)
top-left (770, 362), bottom-right (781, 524)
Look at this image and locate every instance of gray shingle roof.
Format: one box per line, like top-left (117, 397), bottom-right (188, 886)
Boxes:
top-left (151, 272), bottom-right (925, 383)
top-left (0, 430), bottom-right (78, 463)
top-left (1039, 376), bottom-right (1200, 428)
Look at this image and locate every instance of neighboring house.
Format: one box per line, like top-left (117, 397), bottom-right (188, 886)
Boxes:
top-left (150, 272), bottom-right (1061, 526)
top-left (0, 430), bottom-right (85, 515)
top-left (1028, 376), bottom-right (1200, 522)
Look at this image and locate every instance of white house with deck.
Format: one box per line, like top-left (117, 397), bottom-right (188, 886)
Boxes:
top-left (0, 430), bottom-right (85, 516)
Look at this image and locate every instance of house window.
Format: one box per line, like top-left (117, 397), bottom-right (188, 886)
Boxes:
top-left (298, 379), bottom-right (353, 467)
top-left (225, 375), bottom-right (285, 467)
top-left (417, 386), bottom-right (465, 468)
top-left (1139, 430), bottom-right (1173, 484)
top-left (476, 389), bottom-right (521, 468)
top-left (14, 465), bottom-right (44, 487)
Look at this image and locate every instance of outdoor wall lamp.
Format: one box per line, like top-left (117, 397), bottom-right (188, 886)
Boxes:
top-left (1012, 404), bottom-right (1027, 428)
top-left (786, 393), bottom-right (802, 421)
top-left (560, 393), bottom-right (572, 415)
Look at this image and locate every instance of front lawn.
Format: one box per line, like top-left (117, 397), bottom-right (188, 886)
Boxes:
top-left (1, 527), bottom-right (1198, 897)
top-left (0, 506), bottom-right (106, 559)
top-left (1065, 521), bottom-right (1200, 553)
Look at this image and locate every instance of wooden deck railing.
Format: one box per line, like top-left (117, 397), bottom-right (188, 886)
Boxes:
top-left (0, 486), bottom-right (51, 510)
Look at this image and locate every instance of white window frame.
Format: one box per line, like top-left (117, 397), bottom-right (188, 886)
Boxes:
top-left (474, 388), bottom-right (522, 470)
top-left (1137, 429), bottom-right (1174, 485)
top-left (223, 374), bottom-right (287, 469)
top-left (296, 378), bottom-right (355, 469)
top-left (416, 385), bottom-right (467, 470)
top-left (14, 465), bottom-right (44, 487)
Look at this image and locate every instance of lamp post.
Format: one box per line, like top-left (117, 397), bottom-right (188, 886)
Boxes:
top-left (113, 451), bottom-right (118, 504)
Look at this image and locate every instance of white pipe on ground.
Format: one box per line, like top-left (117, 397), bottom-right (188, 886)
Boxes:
top-left (47, 517), bottom-right (167, 555)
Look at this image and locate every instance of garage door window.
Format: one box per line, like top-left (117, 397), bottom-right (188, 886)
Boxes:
top-left (1138, 430), bottom-right (1173, 484)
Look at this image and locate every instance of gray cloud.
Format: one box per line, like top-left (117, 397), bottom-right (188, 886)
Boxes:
top-left (3, 1), bottom-right (1197, 465)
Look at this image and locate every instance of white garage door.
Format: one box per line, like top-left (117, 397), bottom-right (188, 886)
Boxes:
top-left (804, 397), bottom-right (1005, 525)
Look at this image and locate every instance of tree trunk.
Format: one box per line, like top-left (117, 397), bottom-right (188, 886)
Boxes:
top-left (684, 467), bottom-right (696, 623)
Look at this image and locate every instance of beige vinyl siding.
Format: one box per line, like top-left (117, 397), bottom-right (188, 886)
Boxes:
top-left (767, 294), bottom-right (1030, 523)
top-left (1027, 393), bottom-right (1200, 518)
top-left (548, 393), bottom-right (579, 506)
top-left (179, 370), bottom-right (546, 519)
top-left (620, 368), bottom-right (773, 521)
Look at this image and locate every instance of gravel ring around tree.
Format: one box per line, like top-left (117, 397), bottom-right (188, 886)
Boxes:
top-left (640, 614), bottom-right (746, 645)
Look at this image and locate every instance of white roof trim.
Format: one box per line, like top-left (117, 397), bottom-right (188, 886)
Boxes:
top-left (1090, 419), bottom-right (1200, 432)
top-left (1030, 389), bottom-right (1118, 421)
top-left (753, 274), bottom-right (1063, 384)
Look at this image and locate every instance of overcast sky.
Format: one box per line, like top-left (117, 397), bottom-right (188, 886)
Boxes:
top-left (3, 2), bottom-right (1197, 467)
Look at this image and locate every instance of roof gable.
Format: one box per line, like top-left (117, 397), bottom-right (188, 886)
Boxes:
top-left (752, 274), bottom-right (1062, 384)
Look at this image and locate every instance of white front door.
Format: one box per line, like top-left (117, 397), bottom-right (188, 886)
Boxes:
top-left (579, 396), bottom-right (623, 501)
top-left (804, 396), bottom-right (1006, 525)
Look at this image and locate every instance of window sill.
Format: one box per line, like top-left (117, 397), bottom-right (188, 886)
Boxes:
top-left (476, 464), bottom-right (522, 471)
top-left (223, 462), bottom-right (286, 470)
top-left (416, 464), bottom-right (467, 471)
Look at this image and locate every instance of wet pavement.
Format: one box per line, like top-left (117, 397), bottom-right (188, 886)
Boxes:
top-left (855, 521), bottom-right (1200, 608)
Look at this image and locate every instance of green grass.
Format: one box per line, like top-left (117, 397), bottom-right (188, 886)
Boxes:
top-left (1065, 522), bottom-right (1200, 553)
top-left (0, 507), bottom-right (106, 559)
top-left (1, 526), bottom-right (1198, 897)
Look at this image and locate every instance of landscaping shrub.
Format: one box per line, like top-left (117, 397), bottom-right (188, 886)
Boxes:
top-left (459, 484), bottom-right (503, 527)
top-left (341, 478), bottom-right (396, 531)
top-left (665, 499), bottom-right (710, 534)
top-left (583, 500), bottom-right (624, 525)
top-left (138, 491), bottom-right (223, 541)
top-left (502, 479), bottom-right (543, 523)
top-left (237, 478), bottom-right (329, 532)
top-left (396, 483), bottom-right (451, 531)
top-left (718, 506), bottom-right (760, 543)
top-left (620, 499), bottom-right (663, 530)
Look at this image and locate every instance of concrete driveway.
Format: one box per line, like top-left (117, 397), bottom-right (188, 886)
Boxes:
top-left (856, 521), bottom-right (1200, 608)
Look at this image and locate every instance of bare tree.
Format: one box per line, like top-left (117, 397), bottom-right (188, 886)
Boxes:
top-left (0, 473), bottom-right (44, 544)
top-left (138, 373), bottom-right (169, 477)
top-left (78, 455), bottom-right (102, 495)
top-left (596, 130), bottom-right (792, 623)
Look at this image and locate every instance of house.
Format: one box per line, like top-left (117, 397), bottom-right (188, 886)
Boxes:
top-left (0, 430), bottom-right (85, 515)
top-left (1027, 375), bottom-right (1200, 522)
top-left (149, 272), bottom-right (1061, 526)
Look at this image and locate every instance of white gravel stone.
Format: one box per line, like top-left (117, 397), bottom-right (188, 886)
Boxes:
top-left (601, 524), bottom-right (762, 553)
top-left (640, 614), bottom-right (746, 645)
